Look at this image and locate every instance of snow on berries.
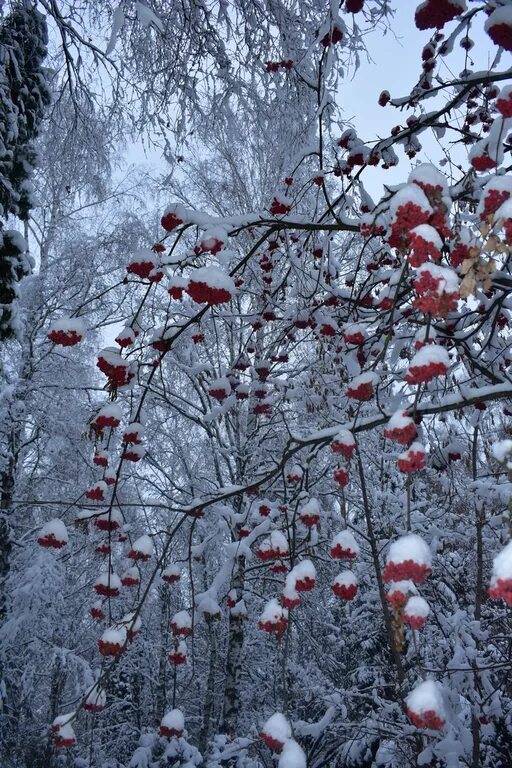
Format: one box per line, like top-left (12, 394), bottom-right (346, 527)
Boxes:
top-left (208, 376), bottom-right (231, 401)
top-left (98, 625), bottom-right (127, 656)
top-left (162, 564), bottom-right (181, 584)
top-left (405, 344), bottom-right (450, 385)
top-left (127, 534), bottom-right (153, 561)
top-left (97, 348), bottom-right (135, 389)
top-left (91, 403), bottom-right (123, 431)
top-left (161, 203), bottom-right (186, 231)
top-left (384, 411), bottom-right (417, 446)
top-left (388, 184), bottom-right (432, 249)
top-left (37, 518), bottom-right (68, 549)
top-left (122, 444), bottom-right (146, 462)
top-left (122, 422), bottom-right (145, 444)
top-left (346, 371), bottom-right (379, 401)
top-left (478, 175), bottom-right (512, 222)
top-left (331, 530), bottom-right (360, 560)
top-left (200, 226), bottom-right (226, 254)
top-left (115, 326), bottom-right (137, 348)
top-left (121, 567), bottom-right (140, 587)
top-left (94, 508), bottom-right (122, 532)
top-left (256, 530), bottom-right (289, 561)
top-left (385, 580), bottom-right (417, 609)
top-left (413, 263), bottom-right (459, 317)
top-left (52, 714), bottom-right (77, 749)
top-left (485, 6), bottom-right (512, 53)
top-left (298, 498), bottom-right (321, 528)
top-left (171, 610), bottom-right (192, 637)
top-left (397, 442), bottom-right (427, 473)
top-left (269, 194), bottom-right (291, 216)
top-left (47, 317), bottom-right (85, 346)
top-left (288, 560), bottom-right (316, 592)
top-left (488, 541), bottom-right (512, 605)
top-left (406, 680), bottom-right (446, 730)
top-left (414, 0), bottom-right (466, 31)
top-left (168, 639), bottom-right (188, 665)
top-left (330, 428), bottom-right (355, 459)
top-left (84, 686), bottom-right (107, 713)
top-left (160, 708), bottom-right (185, 738)
top-left (331, 570), bottom-right (358, 600)
top-left (280, 582), bottom-right (301, 609)
top-left (408, 224), bottom-right (442, 267)
top-left (333, 467), bottom-right (349, 487)
top-left (402, 595), bottom-right (430, 629)
top-left (496, 85), bottom-right (512, 118)
top-left (90, 601), bottom-right (105, 621)
top-left (186, 266), bottom-right (236, 305)
top-left (259, 712), bottom-right (292, 752)
top-left (127, 248), bottom-right (159, 280)
top-left (258, 598), bottom-right (288, 636)
top-left (93, 450), bottom-right (109, 467)
top-left (286, 464), bottom-right (303, 483)
top-left (469, 139), bottom-right (497, 172)
top-left (342, 323), bottom-right (367, 346)
top-left (85, 480), bottom-right (108, 501)
top-left (384, 534), bottom-right (432, 584)
top-left (94, 571), bottom-right (122, 597)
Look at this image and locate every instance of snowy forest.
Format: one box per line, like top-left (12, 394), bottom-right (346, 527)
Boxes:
top-left (1, 0), bottom-right (512, 766)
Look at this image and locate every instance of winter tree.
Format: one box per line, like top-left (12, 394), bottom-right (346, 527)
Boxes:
top-left (2, 1), bottom-right (512, 768)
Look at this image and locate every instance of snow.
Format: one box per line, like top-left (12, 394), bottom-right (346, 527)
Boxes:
top-left (348, 371), bottom-right (379, 387)
top-left (331, 530), bottom-right (360, 556)
top-left (389, 184), bottom-right (432, 219)
top-left (387, 580), bottom-right (417, 596)
top-left (484, 7), bottom-right (512, 33)
top-left (406, 679), bottom-right (445, 719)
top-left (95, 571), bottom-right (122, 592)
top-left (387, 534), bottom-right (431, 567)
top-left (48, 316), bottom-right (86, 334)
top-left (333, 428), bottom-right (355, 447)
top-left (162, 563), bottom-right (181, 580)
top-left (259, 598), bottom-right (288, 623)
top-left (231, 599), bottom-right (247, 617)
top-left (491, 541), bottom-right (512, 580)
top-left (128, 248), bottom-right (156, 265)
top-left (404, 595), bottom-right (430, 618)
top-left (407, 344), bottom-right (450, 369)
top-left (131, 534), bottom-right (153, 557)
top-left (332, 570), bottom-right (357, 587)
top-left (135, 1), bottom-right (164, 32)
top-left (410, 224), bottom-right (443, 248)
top-left (121, 611), bottom-right (142, 633)
top-left (270, 530), bottom-right (289, 554)
top-left (95, 403), bottom-right (123, 421)
top-left (288, 560), bottom-right (316, 583)
top-left (386, 410), bottom-right (414, 430)
top-left (187, 266), bottom-right (236, 292)
top-left (101, 625), bottom-right (127, 646)
top-left (196, 594), bottom-right (221, 618)
top-left (299, 498), bottom-right (321, 519)
top-left (491, 439), bottom-right (512, 468)
top-left (85, 685), bottom-right (106, 710)
top-left (201, 226), bottom-right (227, 249)
top-left (261, 712), bottom-right (292, 744)
top-left (496, 199), bottom-right (512, 220)
top-left (39, 518), bottom-right (68, 543)
top-left (415, 263), bottom-right (459, 293)
top-left (161, 708), bottom-right (185, 731)
top-left (171, 610), bottom-right (192, 630)
top-left (278, 739), bottom-right (307, 768)
top-left (408, 164), bottom-right (449, 193)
